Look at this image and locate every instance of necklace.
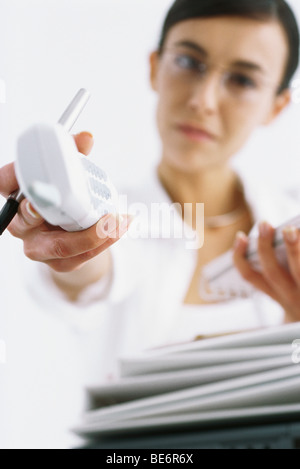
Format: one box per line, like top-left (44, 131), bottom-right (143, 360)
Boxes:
top-left (204, 203), bottom-right (248, 229)
top-left (157, 167), bottom-right (250, 230)
top-left (204, 181), bottom-right (250, 229)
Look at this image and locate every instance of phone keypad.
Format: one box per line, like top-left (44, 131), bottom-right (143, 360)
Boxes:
top-left (79, 156), bottom-right (115, 219)
top-left (81, 158), bottom-right (108, 182)
top-left (89, 178), bottom-right (112, 200)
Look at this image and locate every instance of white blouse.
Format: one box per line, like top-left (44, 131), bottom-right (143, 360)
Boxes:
top-left (27, 165), bottom-right (297, 349)
top-left (166, 298), bottom-right (283, 345)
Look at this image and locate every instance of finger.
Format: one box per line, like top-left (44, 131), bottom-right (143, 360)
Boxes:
top-left (46, 235), bottom-right (122, 273)
top-left (8, 199), bottom-right (45, 238)
top-left (233, 231), bottom-right (281, 303)
top-left (0, 163), bottom-right (19, 197)
top-left (73, 132), bottom-right (94, 156)
top-left (283, 226), bottom-right (300, 287)
top-left (257, 222), bottom-right (297, 299)
top-left (23, 214), bottom-right (131, 262)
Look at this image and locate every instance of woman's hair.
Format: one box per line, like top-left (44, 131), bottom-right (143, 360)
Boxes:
top-left (158, 0), bottom-right (300, 93)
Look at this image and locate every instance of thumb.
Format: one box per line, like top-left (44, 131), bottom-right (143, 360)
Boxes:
top-left (73, 131), bottom-right (94, 156)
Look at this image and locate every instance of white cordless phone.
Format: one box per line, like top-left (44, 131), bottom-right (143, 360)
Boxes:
top-left (15, 89), bottom-right (118, 232)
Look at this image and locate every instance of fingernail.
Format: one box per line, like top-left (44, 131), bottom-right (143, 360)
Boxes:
top-left (26, 201), bottom-right (41, 219)
top-left (259, 221), bottom-right (272, 238)
top-left (96, 214), bottom-right (118, 238)
top-left (114, 214), bottom-right (134, 237)
top-left (118, 215), bottom-right (133, 233)
top-left (283, 226), bottom-right (299, 244)
top-left (116, 213), bottom-right (125, 224)
top-left (76, 131), bottom-right (93, 139)
top-left (234, 231), bottom-right (248, 249)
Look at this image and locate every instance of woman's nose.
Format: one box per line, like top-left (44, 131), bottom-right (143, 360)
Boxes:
top-left (187, 74), bottom-right (220, 114)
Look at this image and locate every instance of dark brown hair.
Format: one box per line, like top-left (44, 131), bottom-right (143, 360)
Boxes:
top-left (158, 0), bottom-right (300, 92)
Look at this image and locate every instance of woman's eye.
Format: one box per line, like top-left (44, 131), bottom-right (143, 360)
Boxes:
top-left (174, 54), bottom-right (203, 71)
top-left (229, 74), bottom-right (256, 89)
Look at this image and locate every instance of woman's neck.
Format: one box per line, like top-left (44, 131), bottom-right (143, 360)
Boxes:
top-left (157, 160), bottom-right (244, 223)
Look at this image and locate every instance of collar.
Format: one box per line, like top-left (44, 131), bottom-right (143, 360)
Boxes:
top-left (234, 164), bottom-right (300, 236)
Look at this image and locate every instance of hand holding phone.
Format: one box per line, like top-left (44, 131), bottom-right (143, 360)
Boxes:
top-left (0, 90), bottom-right (131, 274)
top-left (15, 89), bottom-right (118, 232)
top-left (200, 215), bottom-right (300, 302)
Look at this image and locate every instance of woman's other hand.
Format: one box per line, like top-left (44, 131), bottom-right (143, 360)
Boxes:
top-left (233, 223), bottom-right (300, 323)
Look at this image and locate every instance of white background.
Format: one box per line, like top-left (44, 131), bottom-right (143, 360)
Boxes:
top-left (1, 0), bottom-right (300, 448)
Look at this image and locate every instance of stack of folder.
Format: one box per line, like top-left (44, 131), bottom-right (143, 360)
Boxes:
top-left (73, 323), bottom-right (300, 439)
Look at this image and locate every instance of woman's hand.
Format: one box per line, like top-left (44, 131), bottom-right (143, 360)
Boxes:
top-left (0, 132), bottom-right (131, 274)
top-left (233, 222), bottom-right (300, 323)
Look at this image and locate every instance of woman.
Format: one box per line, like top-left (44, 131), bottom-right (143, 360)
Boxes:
top-left (1, 0), bottom-right (300, 345)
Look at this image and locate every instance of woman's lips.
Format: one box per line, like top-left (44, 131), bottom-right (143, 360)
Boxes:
top-left (177, 124), bottom-right (216, 142)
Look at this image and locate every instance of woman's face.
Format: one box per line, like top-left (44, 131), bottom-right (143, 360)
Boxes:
top-left (150, 16), bottom-right (291, 173)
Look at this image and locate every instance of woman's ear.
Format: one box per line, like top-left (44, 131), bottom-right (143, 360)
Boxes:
top-left (263, 89), bottom-right (291, 125)
top-left (149, 51), bottom-right (160, 92)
